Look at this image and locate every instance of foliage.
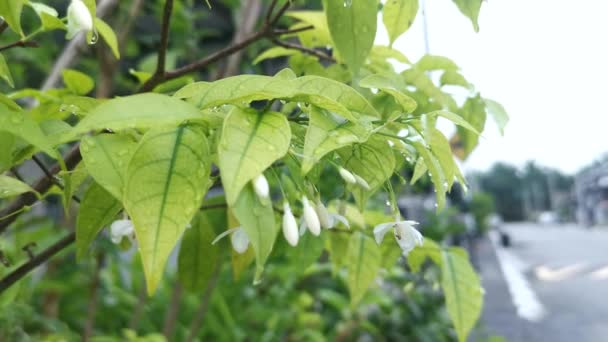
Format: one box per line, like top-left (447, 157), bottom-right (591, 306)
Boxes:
top-left (470, 192), bottom-right (495, 233)
top-left (0, 0), bottom-right (502, 340)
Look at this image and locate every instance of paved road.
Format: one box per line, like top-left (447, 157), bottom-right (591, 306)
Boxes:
top-left (478, 223), bottom-right (608, 341)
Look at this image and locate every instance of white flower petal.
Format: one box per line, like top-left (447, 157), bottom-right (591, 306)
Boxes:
top-left (302, 196), bottom-right (320, 236)
top-left (231, 227), bottom-right (250, 254)
top-left (354, 174), bottom-right (371, 190)
top-left (282, 203), bottom-right (299, 246)
top-left (331, 213), bottom-right (350, 229)
top-left (373, 222), bottom-right (395, 244)
top-left (315, 201), bottom-right (331, 229)
top-left (299, 219), bottom-right (307, 236)
top-left (252, 174), bottom-right (269, 199)
top-left (394, 222), bottom-right (423, 256)
top-left (67, 0), bottom-right (93, 39)
top-left (110, 219), bottom-right (134, 244)
top-left (211, 227), bottom-right (240, 245)
top-left (338, 167), bottom-right (357, 184)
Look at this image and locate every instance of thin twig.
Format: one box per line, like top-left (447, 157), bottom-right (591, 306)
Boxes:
top-left (265, 0), bottom-right (280, 24)
top-left (32, 155), bottom-right (81, 203)
top-left (273, 25), bottom-right (314, 35)
top-left (162, 282), bottom-right (183, 339)
top-left (0, 40), bottom-right (38, 52)
top-left (0, 232), bottom-right (75, 293)
top-left (271, 38), bottom-right (335, 62)
top-left (269, 0), bottom-right (291, 26)
top-left (156, 0), bottom-right (174, 75)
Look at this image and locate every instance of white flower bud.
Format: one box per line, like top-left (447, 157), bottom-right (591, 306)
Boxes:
top-left (110, 219), bottom-right (134, 244)
top-left (338, 167), bottom-right (357, 184)
top-left (354, 174), bottom-right (371, 190)
top-left (252, 174), bottom-right (269, 200)
top-left (282, 202), bottom-right (299, 246)
top-left (301, 196), bottom-right (320, 236)
top-left (66, 0), bottom-right (93, 39)
top-left (230, 227), bottom-right (250, 254)
top-left (315, 201), bottom-right (332, 229)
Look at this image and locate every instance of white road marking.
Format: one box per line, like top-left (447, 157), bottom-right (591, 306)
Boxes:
top-left (490, 232), bottom-right (546, 322)
top-left (534, 263), bottom-right (588, 282)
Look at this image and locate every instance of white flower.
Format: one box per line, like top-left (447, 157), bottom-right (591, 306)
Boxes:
top-left (211, 226), bottom-right (249, 254)
top-left (252, 174), bottom-right (269, 200)
top-left (282, 202), bottom-right (299, 246)
top-left (301, 196), bottom-right (320, 236)
top-left (373, 218), bottom-right (423, 256)
top-left (110, 219), bottom-right (135, 244)
top-left (354, 174), bottom-right (371, 190)
top-left (338, 167), bottom-right (357, 184)
top-left (66, 0), bottom-right (93, 39)
top-left (315, 201), bottom-right (349, 229)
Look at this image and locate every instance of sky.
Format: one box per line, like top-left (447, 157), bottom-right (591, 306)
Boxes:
top-left (376, 0), bottom-right (608, 174)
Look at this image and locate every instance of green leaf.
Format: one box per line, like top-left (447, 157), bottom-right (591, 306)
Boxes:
top-left (452, 0), bottom-right (482, 32)
top-left (347, 232), bottom-right (381, 306)
top-left (178, 208), bottom-right (223, 292)
top-left (0, 132), bottom-right (15, 172)
top-left (328, 232), bottom-right (350, 273)
top-left (231, 184), bottom-right (278, 282)
top-left (284, 11), bottom-right (333, 48)
top-left (431, 110), bottom-right (479, 134)
top-left (413, 141), bottom-right (446, 210)
top-left (123, 125), bottom-right (211, 294)
top-left (324, 0), bottom-right (377, 73)
top-left (253, 47), bottom-right (299, 65)
top-left (39, 12), bottom-right (66, 30)
top-left (440, 70), bottom-right (470, 88)
top-left (382, 0), bottom-right (418, 46)
top-left (338, 136), bottom-right (395, 209)
top-left (483, 98), bottom-right (508, 135)
top-left (359, 74), bottom-right (417, 114)
top-left (455, 95), bottom-right (487, 158)
top-left (94, 18), bottom-right (120, 59)
top-left (0, 0), bottom-right (24, 36)
top-left (302, 106), bottom-right (371, 174)
top-left (218, 108), bottom-right (290, 205)
top-left (410, 157), bottom-right (426, 185)
top-left (80, 134), bottom-right (137, 200)
top-left (288, 231), bottom-right (325, 273)
top-left (0, 104), bottom-right (57, 158)
top-left (370, 45), bottom-right (410, 64)
top-left (0, 175), bottom-right (37, 198)
top-left (428, 128), bottom-right (457, 190)
top-left (416, 55), bottom-right (459, 71)
top-left (175, 74), bottom-right (378, 121)
top-left (75, 182), bottom-right (121, 259)
top-left (407, 237), bottom-right (441, 272)
top-left (62, 69), bottom-right (94, 95)
top-left (71, 94), bottom-right (204, 138)
top-left (402, 68), bottom-right (456, 110)
top-left (441, 248), bottom-right (484, 342)
top-left (0, 53), bottom-right (14, 88)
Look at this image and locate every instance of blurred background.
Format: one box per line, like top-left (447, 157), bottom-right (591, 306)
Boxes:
top-left (1, 0), bottom-right (607, 341)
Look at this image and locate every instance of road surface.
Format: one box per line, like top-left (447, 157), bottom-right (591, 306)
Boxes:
top-left (478, 223), bottom-right (608, 341)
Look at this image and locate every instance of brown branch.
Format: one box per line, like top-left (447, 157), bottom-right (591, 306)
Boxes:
top-left (0, 40), bottom-right (38, 52)
top-left (271, 38), bottom-right (335, 62)
top-left (162, 282), bottom-right (183, 339)
top-left (0, 231), bottom-right (75, 294)
top-left (273, 25), bottom-right (314, 35)
top-left (265, 0), bottom-right (280, 24)
top-left (156, 0), bottom-right (174, 76)
top-left (269, 0), bottom-right (291, 26)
